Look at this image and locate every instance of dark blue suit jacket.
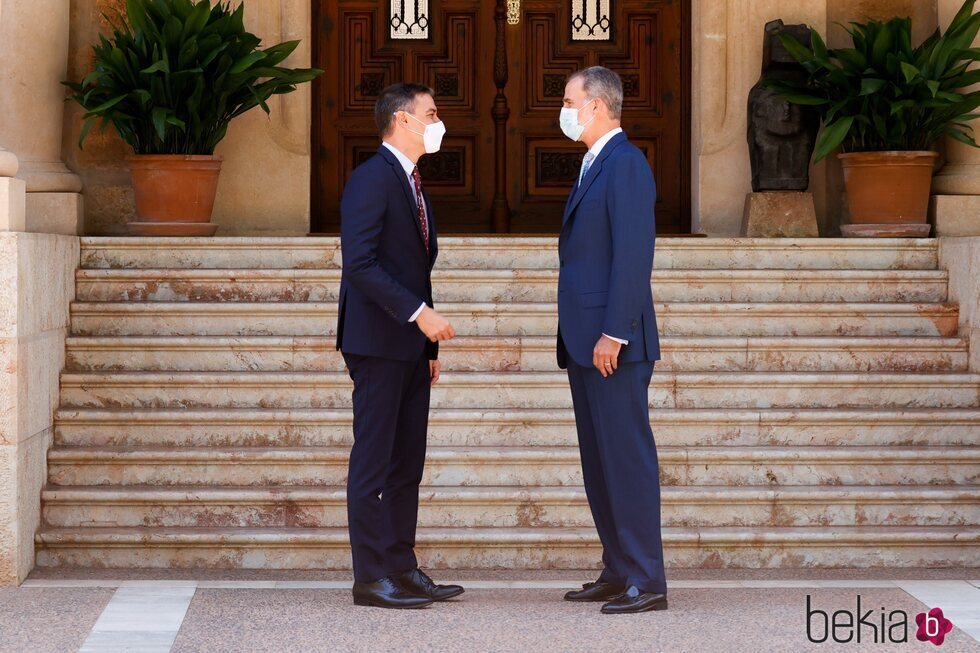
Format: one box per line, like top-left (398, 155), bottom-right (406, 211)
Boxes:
top-left (337, 146), bottom-right (439, 362)
top-left (557, 131), bottom-right (660, 369)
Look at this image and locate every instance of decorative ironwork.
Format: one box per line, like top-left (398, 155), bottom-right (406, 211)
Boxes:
top-left (390, 0), bottom-right (430, 39)
top-left (433, 73), bottom-right (460, 98)
top-left (571, 0), bottom-right (611, 41)
top-left (360, 73), bottom-right (386, 97)
top-left (543, 74), bottom-right (567, 98)
top-left (507, 0), bottom-right (520, 25)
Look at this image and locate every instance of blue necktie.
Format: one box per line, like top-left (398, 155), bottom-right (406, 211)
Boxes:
top-left (578, 151), bottom-right (595, 188)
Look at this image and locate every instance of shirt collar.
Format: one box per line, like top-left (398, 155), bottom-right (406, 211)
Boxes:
top-left (382, 141), bottom-right (416, 177)
top-left (588, 127), bottom-right (624, 158)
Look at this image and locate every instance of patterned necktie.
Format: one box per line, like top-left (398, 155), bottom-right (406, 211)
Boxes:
top-left (410, 166), bottom-right (430, 253)
top-left (578, 151), bottom-right (596, 188)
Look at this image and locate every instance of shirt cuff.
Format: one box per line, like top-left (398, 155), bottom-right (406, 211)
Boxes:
top-left (602, 333), bottom-right (628, 345)
top-left (408, 302), bottom-right (427, 323)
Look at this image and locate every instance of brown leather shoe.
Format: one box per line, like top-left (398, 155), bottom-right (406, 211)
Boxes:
top-left (564, 579), bottom-right (627, 602)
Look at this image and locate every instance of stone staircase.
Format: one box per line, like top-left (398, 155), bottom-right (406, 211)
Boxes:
top-left (35, 237), bottom-right (980, 570)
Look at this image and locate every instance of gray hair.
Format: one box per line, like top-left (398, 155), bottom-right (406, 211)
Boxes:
top-left (375, 82), bottom-right (435, 137)
top-left (568, 66), bottom-right (623, 119)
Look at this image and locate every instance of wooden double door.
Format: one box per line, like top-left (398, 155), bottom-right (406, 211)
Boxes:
top-left (312, 0), bottom-right (690, 234)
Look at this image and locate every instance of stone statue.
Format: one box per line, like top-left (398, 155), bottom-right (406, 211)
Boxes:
top-left (747, 19), bottom-right (820, 192)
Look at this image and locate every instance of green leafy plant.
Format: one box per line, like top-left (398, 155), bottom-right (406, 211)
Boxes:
top-left (65, 0), bottom-right (322, 154)
top-left (765, 0), bottom-right (980, 161)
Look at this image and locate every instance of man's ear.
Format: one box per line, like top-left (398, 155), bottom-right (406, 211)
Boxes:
top-left (593, 97), bottom-right (607, 119)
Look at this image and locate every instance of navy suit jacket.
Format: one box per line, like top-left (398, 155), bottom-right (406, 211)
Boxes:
top-left (556, 131), bottom-right (660, 369)
top-left (337, 145), bottom-right (439, 362)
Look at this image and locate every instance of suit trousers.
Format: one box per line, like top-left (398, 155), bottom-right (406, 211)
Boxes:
top-left (343, 352), bottom-right (431, 582)
top-left (566, 356), bottom-right (667, 594)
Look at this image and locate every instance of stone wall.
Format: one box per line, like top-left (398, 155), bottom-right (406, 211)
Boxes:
top-left (0, 232), bottom-right (78, 584)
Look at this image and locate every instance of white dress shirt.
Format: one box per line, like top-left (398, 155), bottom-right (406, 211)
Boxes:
top-left (382, 141), bottom-right (429, 323)
top-left (578, 128), bottom-right (629, 346)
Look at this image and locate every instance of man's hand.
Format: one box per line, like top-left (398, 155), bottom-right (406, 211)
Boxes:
top-left (430, 360), bottom-right (441, 386)
top-left (416, 306), bottom-right (456, 342)
top-left (593, 335), bottom-right (622, 377)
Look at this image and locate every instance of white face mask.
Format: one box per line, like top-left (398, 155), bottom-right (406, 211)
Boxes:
top-left (400, 111), bottom-right (447, 154)
top-left (559, 98), bottom-right (596, 142)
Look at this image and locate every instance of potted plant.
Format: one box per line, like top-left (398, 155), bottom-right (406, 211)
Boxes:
top-left (766, 0), bottom-right (980, 236)
top-left (66, 0), bottom-right (322, 235)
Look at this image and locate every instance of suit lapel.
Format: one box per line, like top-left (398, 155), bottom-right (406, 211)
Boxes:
top-left (561, 132), bottom-right (628, 228)
top-left (377, 146), bottom-right (428, 253)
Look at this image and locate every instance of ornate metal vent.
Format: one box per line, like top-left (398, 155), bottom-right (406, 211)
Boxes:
top-left (390, 0), bottom-right (430, 39)
top-left (571, 0), bottom-right (611, 41)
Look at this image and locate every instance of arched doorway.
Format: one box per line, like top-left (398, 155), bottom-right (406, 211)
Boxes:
top-left (311, 0), bottom-right (691, 234)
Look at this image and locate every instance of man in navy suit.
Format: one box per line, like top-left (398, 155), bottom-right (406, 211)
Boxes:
top-left (556, 67), bottom-right (668, 614)
top-left (337, 83), bottom-right (464, 609)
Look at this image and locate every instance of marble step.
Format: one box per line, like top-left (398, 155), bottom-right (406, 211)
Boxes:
top-left (53, 407), bottom-right (980, 448)
top-left (68, 301), bottom-right (960, 337)
top-left (78, 237), bottom-right (939, 271)
top-left (57, 371), bottom-right (980, 410)
top-left (74, 268), bottom-right (950, 304)
top-left (45, 446), bottom-right (980, 487)
top-left (64, 335), bottom-right (970, 374)
top-left (34, 525), bottom-right (980, 568)
top-left (41, 485), bottom-right (980, 529)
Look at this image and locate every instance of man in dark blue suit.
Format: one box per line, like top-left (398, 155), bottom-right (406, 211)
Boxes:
top-left (556, 67), bottom-right (668, 614)
top-left (338, 83), bottom-right (464, 609)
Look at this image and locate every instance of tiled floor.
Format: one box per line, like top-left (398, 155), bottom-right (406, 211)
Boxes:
top-left (3, 570), bottom-right (979, 652)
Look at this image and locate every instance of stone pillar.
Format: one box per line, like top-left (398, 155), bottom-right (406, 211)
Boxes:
top-left (931, 0), bottom-right (980, 236)
top-left (0, 0), bottom-right (83, 235)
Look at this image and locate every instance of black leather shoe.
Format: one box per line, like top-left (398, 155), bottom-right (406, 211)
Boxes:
top-left (600, 586), bottom-right (668, 614)
top-left (563, 579), bottom-right (627, 602)
top-left (352, 576), bottom-right (434, 609)
top-left (392, 567), bottom-right (465, 601)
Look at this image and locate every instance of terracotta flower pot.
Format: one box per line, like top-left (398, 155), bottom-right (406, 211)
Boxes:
top-left (127, 155), bottom-right (222, 236)
top-left (838, 151), bottom-right (938, 237)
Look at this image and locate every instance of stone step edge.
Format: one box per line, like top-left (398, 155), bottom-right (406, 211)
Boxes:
top-left (68, 302), bottom-right (959, 315)
top-left (45, 445), bottom-right (980, 464)
top-left (34, 525), bottom-right (980, 548)
top-left (41, 485), bottom-right (980, 506)
top-left (63, 335), bottom-right (970, 353)
top-left (52, 407), bottom-right (980, 425)
top-left (57, 371), bottom-right (980, 383)
top-left (74, 269), bottom-right (950, 281)
top-left (77, 236), bottom-right (939, 249)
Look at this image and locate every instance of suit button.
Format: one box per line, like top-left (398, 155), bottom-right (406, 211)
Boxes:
top-left (631, 320), bottom-right (638, 328)
top-left (560, 259), bottom-right (565, 267)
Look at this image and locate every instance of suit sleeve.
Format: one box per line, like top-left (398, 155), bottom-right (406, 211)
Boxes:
top-left (340, 172), bottom-right (425, 324)
top-left (601, 151), bottom-right (656, 341)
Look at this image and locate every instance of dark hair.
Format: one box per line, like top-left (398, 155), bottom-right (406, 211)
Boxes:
top-left (375, 83), bottom-right (435, 137)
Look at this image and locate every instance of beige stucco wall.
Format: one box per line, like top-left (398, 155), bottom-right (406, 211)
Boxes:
top-left (58, 0), bottom-right (965, 236)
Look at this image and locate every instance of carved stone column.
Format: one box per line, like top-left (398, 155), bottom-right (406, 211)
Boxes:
top-left (931, 0), bottom-right (980, 236)
top-left (0, 0), bottom-right (82, 234)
